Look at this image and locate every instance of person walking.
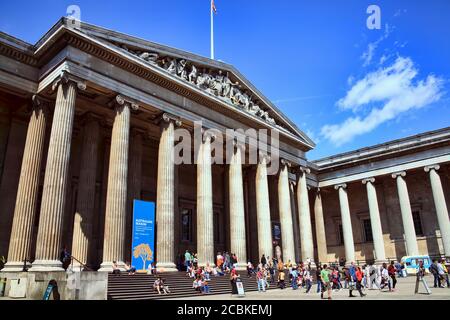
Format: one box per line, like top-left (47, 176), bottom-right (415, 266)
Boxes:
top-left (256, 269), bottom-right (266, 292)
top-left (291, 267), bottom-right (298, 290)
top-left (320, 264), bottom-right (332, 300)
top-left (415, 261), bottom-right (431, 295)
top-left (261, 254), bottom-right (267, 268)
top-left (278, 268), bottom-right (286, 289)
top-left (304, 266), bottom-right (312, 293)
top-left (440, 259), bottom-right (450, 288)
top-left (429, 260), bottom-right (441, 288)
top-left (388, 261), bottom-right (397, 291)
top-left (352, 266), bottom-right (366, 297)
top-left (184, 250), bottom-right (191, 271)
top-left (380, 263), bottom-right (392, 292)
top-left (316, 266), bottom-right (322, 293)
top-left (368, 264), bottom-right (379, 289)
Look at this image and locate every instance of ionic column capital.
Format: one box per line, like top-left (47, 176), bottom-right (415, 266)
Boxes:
top-left (424, 164), bottom-right (440, 173)
top-left (51, 70), bottom-right (86, 92)
top-left (280, 158), bottom-right (292, 169)
top-left (160, 113), bottom-right (182, 127)
top-left (231, 139), bottom-right (246, 154)
top-left (296, 166), bottom-right (310, 176)
top-left (202, 130), bottom-right (217, 143)
top-left (258, 151), bottom-right (271, 164)
top-left (334, 183), bottom-right (347, 190)
top-left (29, 95), bottom-right (50, 114)
top-left (362, 177), bottom-right (375, 185)
top-left (111, 94), bottom-right (139, 111)
top-left (391, 171), bottom-right (406, 179)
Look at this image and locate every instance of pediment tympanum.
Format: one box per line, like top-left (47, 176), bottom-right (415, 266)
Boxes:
top-left (108, 41), bottom-right (278, 127)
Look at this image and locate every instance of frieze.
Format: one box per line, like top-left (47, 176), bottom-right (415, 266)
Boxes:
top-left (113, 42), bottom-right (278, 127)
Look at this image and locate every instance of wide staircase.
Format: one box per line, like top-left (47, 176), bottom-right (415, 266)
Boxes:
top-left (107, 271), bottom-right (285, 300)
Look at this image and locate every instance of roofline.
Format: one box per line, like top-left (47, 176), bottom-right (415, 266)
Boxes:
top-left (59, 18), bottom-right (315, 148)
top-left (313, 126), bottom-right (450, 167)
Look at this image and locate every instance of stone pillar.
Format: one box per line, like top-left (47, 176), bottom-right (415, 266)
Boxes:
top-left (335, 183), bottom-right (355, 264)
top-left (297, 167), bottom-right (315, 264)
top-left (313, 189), bottom-right (328, 264)
top-left (125, 129), bottom-right (143, 262)
top-left (424, 165), bottom-right (450, 256)
top-left (3, 96), bottom-right (48, 271)
top-left (278, 159), bottom-right (295, 265)
top-left (362, 178), bottom-right (386, 263)
top-left (229, 141), bottom-right (247, 269)
top-left (196, 131), bottom-right (215, 267)
top-left (290, 181), bottom-right (301, 263)
top-left (391, 171), bottom-right (419, 256)
top-left (99, 95), bottom-right (137, 271)
top-left (70, 114), bottom-right (100, 269)
top-left (255, 152), bottom-right (273, 259)
top-left (156, 114), bottom-right (181, 272)
top-left (30, 73), bottom-right (86, 271)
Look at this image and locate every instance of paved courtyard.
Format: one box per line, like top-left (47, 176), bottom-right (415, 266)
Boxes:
top-left (171, 275), bottom-right (450, 300)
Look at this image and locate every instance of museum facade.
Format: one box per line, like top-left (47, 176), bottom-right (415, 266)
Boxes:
top-left (0, 18), bottom-right (449, 294)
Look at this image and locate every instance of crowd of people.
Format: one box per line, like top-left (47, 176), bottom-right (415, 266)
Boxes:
top-left (107, 249), bottom-right (450, 298)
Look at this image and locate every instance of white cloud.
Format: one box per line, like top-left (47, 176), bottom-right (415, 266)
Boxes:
top-left (361, 24), bottom-right (392, 67)
top-left (321, 56), bottom-right (444, 146)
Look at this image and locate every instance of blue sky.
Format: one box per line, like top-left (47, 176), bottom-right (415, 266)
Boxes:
top-left (1, 0), bottom-right (449, 159)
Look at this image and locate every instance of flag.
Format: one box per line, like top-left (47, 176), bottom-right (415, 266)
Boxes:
top-left (212, 0), bottom-right (217, 14)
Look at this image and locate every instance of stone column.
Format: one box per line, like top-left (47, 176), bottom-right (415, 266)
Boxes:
top-left (335, 183), bottom-right (355, 264)
top-left (278, 159), bottom-right (295, 265)
top-left (70, 114), bottom-right (100, 269)
top-left (362, 178), bottom-right (386, 263)
top-left (156, 114), bottom-right (181, 272)
top-left (3, 96), bottom-right (48, 271)
top-left (196, 131), bottom-right (215, 267)
top-left (30, 74), bottom-right (85, 271)
top-left (256, 152), bottom-right (273, 259)
top-left (290, 181), bottom-right (301, 263)
top-left (125, 129), bottom-right (143, 262)
top-left (313, 189), bottom-right (328, 264)
top-left (229, 141), bottom-right (247, 269)
top-left (297, 167), bottom-right (315, 264)
top-left (424, 165), bottom-right (450, 256)
top-left (391, 171), bottom-right (419, 256)
top-left (99, 95), bottom-right (137, 271)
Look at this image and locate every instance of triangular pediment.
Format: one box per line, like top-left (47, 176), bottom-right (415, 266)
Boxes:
top-left (27, 18), bottom-right (315, 148)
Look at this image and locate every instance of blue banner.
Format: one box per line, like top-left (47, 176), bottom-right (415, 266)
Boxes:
top-left (131, 200), bottom-right (155, 272)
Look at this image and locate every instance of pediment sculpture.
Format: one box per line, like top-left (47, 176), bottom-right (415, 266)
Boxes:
top-left (115, 43), bottom-right (277, 126)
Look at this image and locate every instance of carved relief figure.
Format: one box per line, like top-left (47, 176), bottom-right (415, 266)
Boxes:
top-left (131, 49), bottom-right (279, 126)
top-left (188, 65), bottom-right (198, 83)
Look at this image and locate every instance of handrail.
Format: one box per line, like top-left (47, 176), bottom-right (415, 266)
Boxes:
top-left (69, 255), bottom-right (93, 272)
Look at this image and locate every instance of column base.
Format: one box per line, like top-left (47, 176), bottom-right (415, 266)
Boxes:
top-left (28, 260), bottom-right (65, 272)
top-left (1, 261), bottom-right (31, 272)
top-left (98, 261), bottom-right (125, 272)
top-left (156, 262), bottom-right (178, 273)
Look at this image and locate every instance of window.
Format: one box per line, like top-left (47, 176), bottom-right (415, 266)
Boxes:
top-left (363, 219), bottom-right (373, 242)
top-left (181, 209), bottom-right (192, 241)
top-left (338, 224), bottom-right (344, 245)
top-left (412, 211), bottom-right (423, 236)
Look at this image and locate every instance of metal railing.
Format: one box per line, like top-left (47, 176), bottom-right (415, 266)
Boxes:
top-left (69, 255), bottom-right (93, 272)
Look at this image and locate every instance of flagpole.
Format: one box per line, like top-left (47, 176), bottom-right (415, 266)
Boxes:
top-left (210, 0), bottom-right (214, 60)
